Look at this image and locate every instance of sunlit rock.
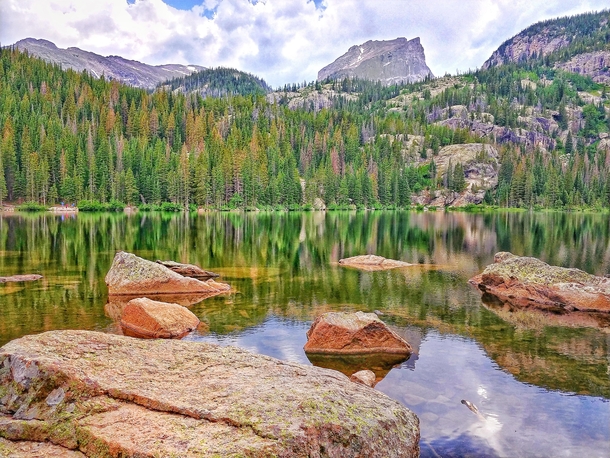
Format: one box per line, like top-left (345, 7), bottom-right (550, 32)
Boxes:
top-left (339, 255), bottom-right (412, 271)
top-left (0, 330), bottom-right (420, 457)
top-left (105, 251), bottom-right (230, 296)
top-left (119, 297), bottom-right (200, 339)
top-left (350, 370), bottom-right (377, 387)
top-left (155, 260), bottom-right (219, 280)
top-left (470, 252), bottom-right (610, 313)
top-left (304, 311), bottom-right (413, 355)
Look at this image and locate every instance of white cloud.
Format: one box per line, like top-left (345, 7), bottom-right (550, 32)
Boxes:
top-left (1, 0), bottom-right (608, 87)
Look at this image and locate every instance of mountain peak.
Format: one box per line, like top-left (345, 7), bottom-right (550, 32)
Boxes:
top-left (318, 37), bottom-right (433, 85)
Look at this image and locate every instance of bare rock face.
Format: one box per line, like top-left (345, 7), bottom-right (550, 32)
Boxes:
top-left (304, 311), bottom-right (413, 355)
top-left (339, 255), bottom-right (412, 271)
top-left (119, 297), bottom-right (200, 339)
top-left (350, 370), bottom-right (377, 388)
top-left (12, 38), bottom-right (205, 89)
top-left (555, 51), bottom-right (610, 83)
top-left (0, 274), bottom-right (42, 283)
top-left (105, 251), bottom-right (230, 296)
top-left (469, 252), bottom-right (610, 313)
top-left (318, 37), bottom-right (433, 85)
top-left (0, 330), bottom-right (420, 457)
top-left (156, 260), bottom-right (219, 279)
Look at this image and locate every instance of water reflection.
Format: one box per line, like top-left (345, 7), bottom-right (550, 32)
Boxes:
top-left (0, 210), bottom-right (609, 456)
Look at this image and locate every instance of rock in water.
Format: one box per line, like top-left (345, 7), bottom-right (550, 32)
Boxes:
top-left (155, 260), bottom-right (220, 279)
top-left (304, 311), bottom-right (413, 355)
top-left (119, 297), bottom-right (200, 339)
top-left (0, 274), bottom-right (43, 283)
top-left (105, 251), bottom-right (230, 296)
top-left (0, 330), bottom-right (420, 457)
top-left (350, 370), bottom-right (377, 388)
top-left (339, 255), bottom-right (412, 271)
top-left (469, 252), bottom-right (610, 313)
top-left (318, 37), bottom-right (433, 85)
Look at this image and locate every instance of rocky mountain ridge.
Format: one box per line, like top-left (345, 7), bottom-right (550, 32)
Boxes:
top-left (11, 38), bottom-right (205, 89)
top-left (318, 37), bottom-right (433, 85)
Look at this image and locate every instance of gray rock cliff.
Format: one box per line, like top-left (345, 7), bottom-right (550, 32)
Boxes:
top-left (318, 37), bottom-right (434, 85)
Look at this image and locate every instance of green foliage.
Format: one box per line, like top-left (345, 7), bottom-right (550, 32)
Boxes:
top-left (78, 200), bottom-right (124, 212)
top-left (17, 201), bottom-right (48, 212)
top-left (160, 67), bottom-right (271, 97)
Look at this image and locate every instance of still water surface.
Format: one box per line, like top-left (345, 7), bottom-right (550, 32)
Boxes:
top-left (0, 210), bottom-right (608, 457)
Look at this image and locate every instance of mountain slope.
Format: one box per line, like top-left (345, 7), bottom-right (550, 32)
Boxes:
top-left (318, 37), bottom-right (433, 85)
top-left (159, 67), bottom-right (271, 97)
top-left (11, 38), bottom-right (205, 89)
top-left (482, 10), bottom-right (610, 82)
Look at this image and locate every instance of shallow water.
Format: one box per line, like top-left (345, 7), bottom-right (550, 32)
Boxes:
top-left (0, 210), bottom-right (608, 457)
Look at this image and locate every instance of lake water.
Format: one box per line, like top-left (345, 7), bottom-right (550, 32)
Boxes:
top-left (0, 210), bottom-right (608, 457)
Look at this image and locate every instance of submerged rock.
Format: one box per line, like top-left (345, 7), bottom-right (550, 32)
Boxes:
top-left (105, 251), bottom-right (230, 296)
top-left (350, 370), bottom-right (377, 388)
top-left (339, 255), bottom-right (412, 271)
top-left (0, 274), bottom-right (42, 283)
top-left (0, 330), bottom-right (420, 457)
top-left (120, 297), bottom-right (200, 339)
top-left (155, 260), bottom-right (219, 279)
top-left (304, 311), bottom-right (413, 356)
top-left (470, 252), bottom-right (610, 313)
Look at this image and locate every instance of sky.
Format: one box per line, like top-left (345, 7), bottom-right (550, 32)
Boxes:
top-left (1, 0), bottom-right (608, 88)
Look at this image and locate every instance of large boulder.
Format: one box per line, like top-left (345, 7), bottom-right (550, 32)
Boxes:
top-left (469, 252), bottom-right (610, 313)
top-left (0, 331), bottom-right (419, 457)
top-left (119, 297), bottom-right (200, 339)
top-left (304, 311), bottom-right (413, 356)
top-left (105, 251), bottom-right (230, 296)
top-left (339, 255), bottom-right (412, 271)
top-left (155, 260), bottom-right (219, 279)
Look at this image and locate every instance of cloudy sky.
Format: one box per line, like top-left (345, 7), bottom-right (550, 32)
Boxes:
top-left (1, 0), bottom-right (608, 87)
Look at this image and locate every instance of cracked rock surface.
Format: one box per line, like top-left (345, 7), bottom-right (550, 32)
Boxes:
top-left (0, 330), bottom-right (419, 457)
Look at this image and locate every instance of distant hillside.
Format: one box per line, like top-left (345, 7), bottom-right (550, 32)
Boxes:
top-left (10, 38), bottom-right (205, 89)
top-left (318, 37), bottom-right (433, 86)
top-left (482, 10), bottom-right (610, 82)
top-left (159, 67), bottom-right (271, 97)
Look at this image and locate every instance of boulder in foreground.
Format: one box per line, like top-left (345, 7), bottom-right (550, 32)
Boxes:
top-left (0, 331), bottom-right (419, 457)
top-left (339, 255), bottom-right (412, 271)
top-left (105, 251), bottom-right (230, 295)
top-left (469, 252), bottom-right (610, 313)
top-left (304, 311), bottom-right (413, 356)
top-left (120, 297), bottom-right (200, 339)
top-left (156, 260), bottom-right (220, 279)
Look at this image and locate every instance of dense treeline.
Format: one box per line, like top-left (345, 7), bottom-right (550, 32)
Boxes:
top-left (0, 38), bottom-right (609, 210)
top-left (160, 67), bottom-right (271, 98)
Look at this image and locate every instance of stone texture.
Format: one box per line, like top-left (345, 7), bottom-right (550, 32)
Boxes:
top-left (0, 330), bottom-right (419, 457)
top-left (318, 37), bottom-right (433, 85)
top-left (304, 311), bottom-right (413, 355)
top-left (0, 437), bottom-right (85, 457)
top-left (339, 255), bottom-right (412, 271)
top-left (469, 252), bottom-right (610, 313)
top-left (155, 260), bottom-right (219, 279)
top-left (105, 251), bottom-right (230, 296)
top-left (350, 370), bottom-right (377, 388)
top-left (0, 275), bottom-right (42, 283)
top-left (555, 51), bottom-right (610, 83)
top-left (119, 297), bottom-right (200, 339)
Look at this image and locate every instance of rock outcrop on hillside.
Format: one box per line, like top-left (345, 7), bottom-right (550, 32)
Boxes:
top-left (318, 37), bottom-right (433, 85)
top-left (555, 51), bottom-right (610, 83)
top-left (482, 30), bottom-right (569, 69)
top-left (0, 330), bottom-right (420, 457)
top-left (12, 38), bottom-right (204, 89)
top-left (470, 252), bottom-right (610, 313)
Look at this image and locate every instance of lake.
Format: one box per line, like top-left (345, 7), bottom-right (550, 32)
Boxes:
top-left (0, 210), bottom-right (608, 457)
